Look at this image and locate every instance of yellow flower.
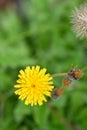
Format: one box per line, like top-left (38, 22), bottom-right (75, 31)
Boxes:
top-left (14, 66), bottom-right (54, 106)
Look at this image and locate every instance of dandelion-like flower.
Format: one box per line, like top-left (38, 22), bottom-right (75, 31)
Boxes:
top-left (71, 3), bottom-right (87, 39)
top-left (14, 66), bottom-right (54, 106)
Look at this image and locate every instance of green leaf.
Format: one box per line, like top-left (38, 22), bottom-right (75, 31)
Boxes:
top-left (32, 104), bottom-right (50, 127)
top-left (14, 101), bottom-right (31, 123)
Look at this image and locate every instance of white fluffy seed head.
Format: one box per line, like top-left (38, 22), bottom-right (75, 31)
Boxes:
top-left (71, 3), bottom-right (87, 39)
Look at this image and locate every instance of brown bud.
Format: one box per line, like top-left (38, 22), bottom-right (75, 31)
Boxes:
top-left (62, 67), bottom-right (83, 87)
top-left (62, 76), bottom-right (72, 87)
top-left (68, 68), bottom-right (83, 80)
top-left (51, 88), bottom-right (63, 99)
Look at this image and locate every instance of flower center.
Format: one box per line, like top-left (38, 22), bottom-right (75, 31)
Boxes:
top-left (32, 84), bottom-right (35, 88)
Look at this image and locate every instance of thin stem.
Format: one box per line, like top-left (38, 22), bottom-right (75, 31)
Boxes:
top-left (52, 73), bottom-right (67, 77)
top-left (47, 101), bottom-right (84, 130)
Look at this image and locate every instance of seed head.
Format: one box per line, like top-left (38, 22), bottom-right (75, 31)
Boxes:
top-left (71, 3), bottom-right (87, 39)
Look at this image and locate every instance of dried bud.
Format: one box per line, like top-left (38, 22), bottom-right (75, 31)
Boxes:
top-left (68, 68), bottom-right (83, 80)
top-left (62, 67), bottom-right (83, 87)
top-left (62, 76), bottom-right (72, 87)
top-left (51, 88), bottom-right (63, 99)
top-left (71, 3), bottom-right (87, 39)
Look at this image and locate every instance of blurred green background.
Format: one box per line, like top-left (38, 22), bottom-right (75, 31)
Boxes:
top-left (0, 0), bottom-right (87, 130)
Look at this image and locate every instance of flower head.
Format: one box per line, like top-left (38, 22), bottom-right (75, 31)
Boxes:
top-left (14, 66), bottom-right (54, 106)
top-left (71, 3), bottom-right (87, 39)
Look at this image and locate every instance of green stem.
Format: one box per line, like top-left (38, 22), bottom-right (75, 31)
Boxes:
top-left (52, 73), bottom-right (67, 77)
top-left (47, 101), bottom-right (84, 130)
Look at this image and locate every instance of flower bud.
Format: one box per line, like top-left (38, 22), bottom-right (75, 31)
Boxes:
top-left (51, 88), bottom-right (63, 99)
